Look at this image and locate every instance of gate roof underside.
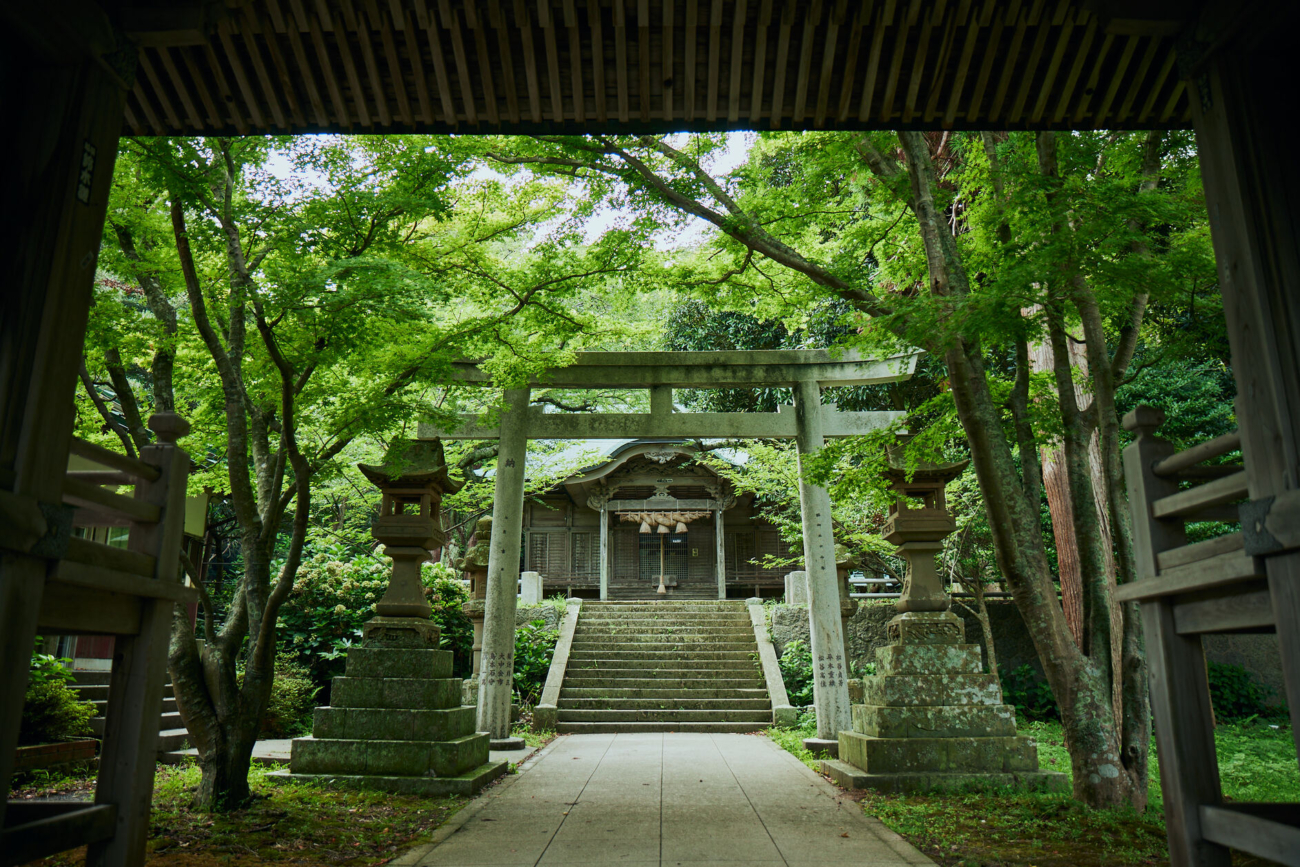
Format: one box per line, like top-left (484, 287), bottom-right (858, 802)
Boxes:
top-left (109, 0), bottom-right (1197, 137)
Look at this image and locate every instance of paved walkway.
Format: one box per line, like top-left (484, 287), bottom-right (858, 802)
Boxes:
top-left (401, 733), bottom-right (932, 867)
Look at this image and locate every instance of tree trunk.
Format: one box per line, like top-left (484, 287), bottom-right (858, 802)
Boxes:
top-left (194, 730), bottom-right (254, 811)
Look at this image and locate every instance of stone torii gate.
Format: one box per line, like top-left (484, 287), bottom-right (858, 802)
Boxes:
top-left (419, 349), bottom-right (916, 747)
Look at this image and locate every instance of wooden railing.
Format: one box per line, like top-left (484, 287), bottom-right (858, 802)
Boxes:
top-left (3, 413), bottom-right (195, 867)
top-left (1120, 406), bottom-right (1299, 866)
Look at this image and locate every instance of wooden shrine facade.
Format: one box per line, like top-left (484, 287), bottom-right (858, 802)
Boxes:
top-left (524, 440), bottom-right (793, 600)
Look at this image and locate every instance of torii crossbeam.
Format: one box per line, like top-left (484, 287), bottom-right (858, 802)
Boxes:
top-left (421, 349), bottom-right (917, 746)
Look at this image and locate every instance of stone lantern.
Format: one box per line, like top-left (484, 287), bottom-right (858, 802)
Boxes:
top-left (455, 516), bottom-right (492, 706)
top-left (276, 439), bottom-right (507, 796)
top-left (356, 439), bottom-right (461, 642)
top-left (823, 442), bottom-right (1066, 794)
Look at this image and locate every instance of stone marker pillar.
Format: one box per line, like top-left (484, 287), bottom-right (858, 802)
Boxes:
top-left (784, 570), bottom-right (809, 605)
top-left (477, 387), bottom-right (530, 748)
top-left (824, 447), bottom-right (1066, 794)
top-left (275, 440), bottom-right (507, 796)
top-left (791, 377), bottom-right (852, 750)
top-left (520, 570), bottom-right (543, 604)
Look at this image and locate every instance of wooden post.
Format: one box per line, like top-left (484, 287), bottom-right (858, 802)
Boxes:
top-left (791, 377), bottom-right (851, 743)
top-left (0, 15), bottom-right (131, 832)
top-left (89, 415), bottom-right (191, 867)
top-left (1122, 407), bottom-right (1228, 867)
top-left (714, 507), bottom-right (726, 599)
top-left (1189, 33), bottom-right (1300, 759)
top-left (476, 388), bottom-right (529, 746)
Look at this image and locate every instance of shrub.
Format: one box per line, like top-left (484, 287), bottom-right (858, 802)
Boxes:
top-left (252, 654), bottom-right (320, 738)
top-left (1207, 661), bottom-right (1281, 721)
top-left (21, 643), bottom-right (93, 746)
top-left (425, 569), bottom-right (474, 677)
top-left (1000, 664), bottom-right (1059, 721)
top-left (778, 639), bottom-right (815, 707)
top-left (513, 619), bottom-right (559, 707)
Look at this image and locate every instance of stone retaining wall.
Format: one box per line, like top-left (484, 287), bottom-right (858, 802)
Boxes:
top-left (770, 600), bottom-right (1286, 705)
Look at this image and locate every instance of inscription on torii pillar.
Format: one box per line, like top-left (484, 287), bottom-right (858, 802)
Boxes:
top-left (420, 349), bottom-right (918, 746)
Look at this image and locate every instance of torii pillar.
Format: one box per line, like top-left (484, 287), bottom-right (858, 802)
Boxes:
top-left (477, 388), bottom-right (529, 749)
top-left (792, 377), bottom-right (853, 750)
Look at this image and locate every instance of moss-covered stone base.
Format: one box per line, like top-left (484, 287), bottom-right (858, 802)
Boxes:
top-left (821, 758), bottom-right (1068, 795)
top-left (265, 760), bottom-right (507, 797)
top-left (288, 627), bottom-right (493, 793)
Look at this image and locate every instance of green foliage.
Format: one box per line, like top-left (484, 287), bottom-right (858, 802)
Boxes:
top-left (254, 654), bottom-right (320, 739)
top-left (20, 683), bottom-right (94, 747)
top-left (777, 639), bottom-right (815, 707)
top-left (28, 639), bottom-right (75, 687)
top-left (424, 570), bottom-right (474, 678)
top-left (512, 619), bottom-right (560, 707)
top-left (1000, 664), bottom-right (1059, 721)
top-left (276, 548), bottom-right (389, 684)
top-left (1206, 661), bottom-right (1282, 721)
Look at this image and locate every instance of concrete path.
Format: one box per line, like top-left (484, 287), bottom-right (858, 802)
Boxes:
top-left (402, 733), bottom-right (932, 867)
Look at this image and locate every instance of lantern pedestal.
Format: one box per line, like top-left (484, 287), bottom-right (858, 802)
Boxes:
top-left (272, 440), bottom-right (506, 795)
top-left (825, 451), bottom-right (1066, 794)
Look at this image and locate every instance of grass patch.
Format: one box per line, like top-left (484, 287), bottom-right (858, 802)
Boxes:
top-left (767, 715), bottom-right (1298, 866)
top-left (16, 761), bottom-right (468, 866)
top-left (512, 724), bottom-right (557, 750)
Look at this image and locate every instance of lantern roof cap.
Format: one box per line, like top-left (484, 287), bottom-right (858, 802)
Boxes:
top-left (358, 438), bottom-right (463, 493)
top-left (884, 440), bottom-right (969, 485)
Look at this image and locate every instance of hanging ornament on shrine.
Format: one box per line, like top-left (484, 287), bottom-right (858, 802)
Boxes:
top-left (616, 510), bottom-right (712, 594)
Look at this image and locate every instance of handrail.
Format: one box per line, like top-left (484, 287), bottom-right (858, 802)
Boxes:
top-left (67, 437), bottom-right (160, 482)
top-left (533, 599), bottom-right (582, 731)
top-left (1153, 430), bottom-right (1241, 477)
top-left (63, 475), bottom-right (161, 524)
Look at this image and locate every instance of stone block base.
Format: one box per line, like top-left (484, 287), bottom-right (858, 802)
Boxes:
top-left (802, 737), bottom-right (839, 758)
top-left (265, 760), bottom-right (508, 797)
top-left (821, 758), bottom-right (1069, 795)
top-left (851, 703), bottom-right (1017, 739)
top-left (292, 733), bottom-right (489, 778)
top-left (838, 730), bottom-right (1038, 774)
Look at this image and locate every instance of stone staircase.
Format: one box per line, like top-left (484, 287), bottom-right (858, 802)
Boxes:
top-left (557, 601), bottom-right (772, 733)
top-left (72, 670), bottom-right (189, 754)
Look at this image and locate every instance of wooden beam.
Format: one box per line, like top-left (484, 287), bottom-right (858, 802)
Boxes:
top-left (1071, 31), bottom-right (1114, 124)
top-left (403, 8), bottom-right (435, 124)
top-left (443, 4), bottom-right (478, 124)
top-left (62, 477), bottom-right (160, 525)
top-left (1200, 804), bottom-right (1300, 867)
top-left (1007, 14), bottom-right (1051, 123)
top-left (1115, 35), bottom-right (1161, 124)
top-left (684, 0), bottom-right (698, 120)
top-left (1151, 472), bottom-right (1248, 521)
top-left (584, 0), bottom-right (606, 123)
top-left (516, 1), bottom-right (542, 122)
top-left (857, 5), bottom-right (888, 122)
top-left (659, 0), bottom-right (673, 120)
top-left (1136, 47), bottom-right (1176, 123)
top-left (1, 804), bottom-right (117, 866)
top-left (54, 560), bottom-right (200, 604)
top-left (562, 0), bottom-right (584, 123)
top-left (136, 51), bottom-right (180, 130)
top-left (329, 6), bottom-right (372, 126)
top-left (727, 0), bottom-right (746, 122)
top-left (67, 438), bottom-right (159, 482)
top-left (834, 0), bottom-right (863, 123)
top-left (1029, 14), bottom-right (1073, 123)
top-left (178, 47), bottom-right (223, 128)
top-left (614, 0), bottom-right (629, 122)
top-left (638, 0), bottom-right (650, 122)
top-left (706, 0), bottom-right (723, 121)
top-left (1174, 581), bottom-right (1274, 634)
top-left (65, 536), bottom-right (155, 579)
top-left (129, 78), bottom-right (163, 134)
top-left (964, 13), bottom-right (1003, 122)
top-left (769, 0), bottom-right (794, 127)
top-left (281, 6), bottom-right (330, 126)
top-left (748, 0), bottom-right (771, 124)
top-left (37, 583), bottom-right (143, 636)
top-left (1093, 33), bottom-right (1138, 126)
top-left (236, 7), bottom-right (288, 128)
top-left (379, 9), bottom-right (415, 125)
top-left (791, 0), bottom-right (820, 124)
top-left (922, 7), bottom-right (957, 123)
top-left (261, 15), bottom-right (307, 127)
top-left (469, 8), bottom-right (501, 124)
top-left (1050, 14), bottom-right (1093, 123)
top-left (878, 2), bottom-right (912, 122)
top-left (986, 9), bottom-right (1026, 123)
top-left (352, 8), bottom-right (390, 127)
top-left (902, 9), bottom-right (933, 123)
top-left (489, 1), bottom-right (520, 124)
top-left (155, 47), bottom-right (203, 130)
top-left (540, 1), bottom-right (564, 122)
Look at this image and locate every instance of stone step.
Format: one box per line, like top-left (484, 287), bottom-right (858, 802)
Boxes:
top-left (89, 711), bottom-right (183, 736)
top-left (157, 728), bottom-right (190, 752)
top-left (565, 662), bottom-right (763, 675)
top-left (568, 650), bottom-right (758, 663)
top-left (557, 697), bottom-right (772, 711)
top-left (557, 708), bottom-right (774, 723)
top-left (577, 621), bottom-right (752, 631)
top-left (562, 676), bottom-right (765, 690)
top-left (556, 721), bottom-right (770, 734)
top-left (579, 610), bottom-right (751, 618)
top-left (71, 670), bottom-right (112, 686)
top-left (73, 682), bottom-right (175, 701)
top-left (574, 628), bottom-right (755, 639)
top-left (581, 603), bottom-right (746, 612)
top-left (567, 658), bottom-right (760, 671)
top-left (571, 639), bottom-right (756, 649)
top-left (89, 697), bottom-right (177, 715)
top-left (561, 687), bottom-right (770, 700)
